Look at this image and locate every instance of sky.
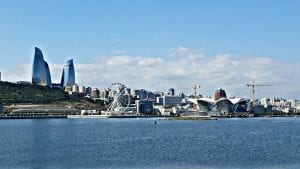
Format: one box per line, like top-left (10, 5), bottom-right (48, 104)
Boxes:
top-left (0, 0), bottom-right (299, 99)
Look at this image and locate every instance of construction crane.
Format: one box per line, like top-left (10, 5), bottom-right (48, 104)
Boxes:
top-left (246, 80), bottom-right (272, 103)
top-left (192, 84), bottom-right (201, 97)
top-left (179, 83), bottom-right (201, 98)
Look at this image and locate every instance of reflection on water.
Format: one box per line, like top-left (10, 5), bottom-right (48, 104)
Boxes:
top-left (0, 117), bottom-right (299, 169)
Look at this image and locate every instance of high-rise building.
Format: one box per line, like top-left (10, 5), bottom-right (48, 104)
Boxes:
top-left (61, 59), bottom-right (75, 88)
top-left (32, 47), bottom-right (52, 87)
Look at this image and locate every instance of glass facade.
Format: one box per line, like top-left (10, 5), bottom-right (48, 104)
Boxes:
top-left (32, 47), bottom-right (52, 87)
top-left (61, 59), bottom-right (75, 87)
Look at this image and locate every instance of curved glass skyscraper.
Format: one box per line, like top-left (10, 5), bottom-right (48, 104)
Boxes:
top-left (32, 47), bottom-right (52, 87)
top-left (61, 59), bottom-right (75, 87)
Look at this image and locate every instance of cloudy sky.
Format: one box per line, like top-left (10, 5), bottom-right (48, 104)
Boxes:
top-left (0, 0), bottom-right (300, 99)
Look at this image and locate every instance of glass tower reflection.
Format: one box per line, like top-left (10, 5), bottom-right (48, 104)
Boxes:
top-left (61, 59), bottom-right (75, 87)
top-left (32, 47), bottom-right (52, 87)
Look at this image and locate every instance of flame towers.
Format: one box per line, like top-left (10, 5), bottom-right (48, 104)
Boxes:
top-left (61, 59), bottom-right (75, 87)
top-left (32, 47), bottom-right (52, 87)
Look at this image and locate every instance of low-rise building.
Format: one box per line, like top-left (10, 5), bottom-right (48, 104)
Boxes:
top-left (296, 100), bottom-right (300, 113)
top-left (85, 87), bottom-right (92, 95)
top-left (136, 100), bottom-right (153, 114)
top-left (153, 105), bottom-right (174, 116)
top-left (81, 110), bottom-right (98, 115)
top-left (91, 88), bottom-right (100, 98)
top-left (260, 97), bottom-right (297, 113)
top-left (16, 81), bottom-right (32, 85)
top-left (260, 98), bottom-right (270, 107)
top-left (78, 86), bottom-right (86, 93)
top-left (64, 85), bottom-right (72, 93)
top-left (72, 84), bottom-right (79, 93)
top-left (52, 83), bottom-right (63, 89)
top-left (100, 89), bottom-right (109, 99)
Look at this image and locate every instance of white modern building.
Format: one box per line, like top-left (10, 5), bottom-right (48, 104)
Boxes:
top-left (156, 96), bottom-right (182, 106)
top-left (72, 84), bottom-right (79, 93)
top-left (186, 97), bottom-right (249, 115)
top-left (78, 86), bottom-right (86, 93)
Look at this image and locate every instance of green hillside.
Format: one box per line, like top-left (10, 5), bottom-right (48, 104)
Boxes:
top-left (0, 81), bottom-right (69, 105)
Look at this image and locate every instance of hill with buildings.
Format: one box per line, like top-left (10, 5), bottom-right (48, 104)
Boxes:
top-left (0, 81), bottom-right (69, 105)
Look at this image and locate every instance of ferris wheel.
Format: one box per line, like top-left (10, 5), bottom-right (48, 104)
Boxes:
top-left (106, 83), bottom-right (130, 112)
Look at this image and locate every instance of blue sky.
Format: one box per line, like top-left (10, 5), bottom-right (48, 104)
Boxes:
top-left (0, 0), bottom-right (299, 98)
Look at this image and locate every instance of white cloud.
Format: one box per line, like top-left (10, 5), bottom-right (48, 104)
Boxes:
top-left (2, 47), bottom-right (300, 99)
top-left (0, 64), bottom-right (64, 84)
top-left (105, 55), bottom-right (131, 66)
top-left (137, 58), bottom-right (162, 66)
top-left (0, 64), bottom-right (31, 82)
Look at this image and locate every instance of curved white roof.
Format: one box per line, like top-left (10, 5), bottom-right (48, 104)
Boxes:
top-left (187, 97), bottom-right (249, 105)
top-left (186, 98), bottom-right (199, 104)
top-left (198, 98), bottom-right (215, 104)
top-left (229, 98), bottom-right (248, 104)
top-left (216, 97), bottom-right (233, 104)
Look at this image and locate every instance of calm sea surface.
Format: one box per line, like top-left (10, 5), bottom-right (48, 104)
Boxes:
top-left (0, 117), bottom-right (299, 169)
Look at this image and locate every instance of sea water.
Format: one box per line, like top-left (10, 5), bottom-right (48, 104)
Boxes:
top-left (0, 117), bottom-right (299, 169)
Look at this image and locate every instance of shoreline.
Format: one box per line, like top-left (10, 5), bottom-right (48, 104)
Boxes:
top-left (0, 114), bottom-right (299, 120)
top-left (0, 115), bottom-right (68, 120)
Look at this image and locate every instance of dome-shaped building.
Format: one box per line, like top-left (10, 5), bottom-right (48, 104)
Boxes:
top-left (214, 88), bottom-right (227, 101)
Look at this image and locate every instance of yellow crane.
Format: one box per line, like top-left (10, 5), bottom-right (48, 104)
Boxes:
top-left (246, 80), bottom-right (272, 103)
top-left (180, 83), bottom-right (201, 97)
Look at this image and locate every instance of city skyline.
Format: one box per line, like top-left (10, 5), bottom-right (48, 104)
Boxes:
top-left (0, 1), bottom-right (299, 99)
